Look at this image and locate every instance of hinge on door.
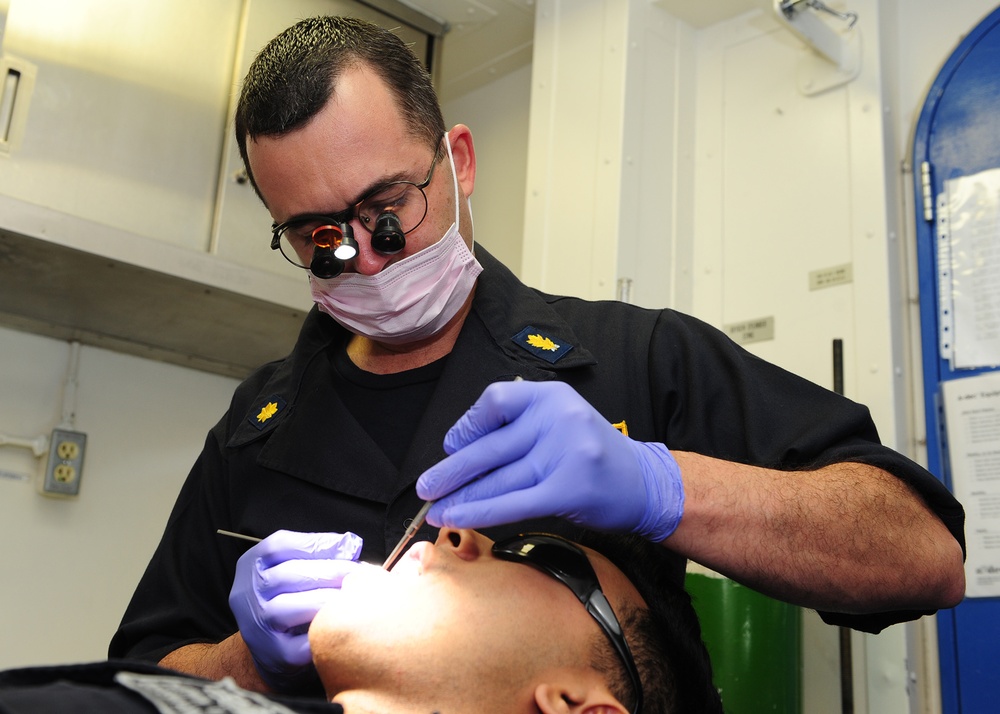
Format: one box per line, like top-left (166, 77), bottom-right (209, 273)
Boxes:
top-left (920, 161), bottom-right (935, 222)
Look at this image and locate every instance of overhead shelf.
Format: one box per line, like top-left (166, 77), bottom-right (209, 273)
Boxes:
top-left (0, 195), bottom-right (311, 379)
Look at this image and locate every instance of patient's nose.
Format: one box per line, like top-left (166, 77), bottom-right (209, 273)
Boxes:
top-left (436, 528), bottom-right (484, 561)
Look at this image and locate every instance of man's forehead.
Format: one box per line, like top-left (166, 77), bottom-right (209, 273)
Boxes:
top-left (245, 68), bottom-right (424, 218)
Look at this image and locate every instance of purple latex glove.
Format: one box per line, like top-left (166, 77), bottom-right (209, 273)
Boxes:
top-left (229, 530), bottom-right (363, 691)
top-left (416, 380), bottom-right (684, 542)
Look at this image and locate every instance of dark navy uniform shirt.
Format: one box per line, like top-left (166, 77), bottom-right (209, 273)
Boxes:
top-left (109, 247), bottom-right (966, 670)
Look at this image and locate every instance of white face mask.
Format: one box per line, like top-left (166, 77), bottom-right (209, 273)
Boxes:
top-left (309, 134), bottom-right (483, 345)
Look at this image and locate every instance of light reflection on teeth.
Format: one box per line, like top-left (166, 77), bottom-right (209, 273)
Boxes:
top-left (390, 540), bottom-right (430, 576)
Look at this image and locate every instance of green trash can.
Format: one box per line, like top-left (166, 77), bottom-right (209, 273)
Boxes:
top-left (685, 564), bottom-right (802, 713)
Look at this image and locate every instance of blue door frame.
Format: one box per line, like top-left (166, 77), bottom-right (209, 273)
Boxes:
top-left (912, 6), bottom-right (1000, 712)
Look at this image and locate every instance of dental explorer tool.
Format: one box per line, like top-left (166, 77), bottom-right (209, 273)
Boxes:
top-left (382, 499), bottom-right (434, 570)
top-left (382, 376), bottom-right (525, 570)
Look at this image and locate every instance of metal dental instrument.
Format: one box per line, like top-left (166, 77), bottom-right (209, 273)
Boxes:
top-left (382, 376), bottom-right (526, 571)
top-left (221, 520), bottom-right (431, 570)
top-left (217, 529), bottom-right (262, 543)
top-left (382, 499), bottom-right (434, 570)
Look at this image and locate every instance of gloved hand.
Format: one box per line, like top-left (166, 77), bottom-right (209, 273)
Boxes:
top-left (416, 380), bottom-right (684, 542)
top-left (229, 529), bottom-right (363, 692)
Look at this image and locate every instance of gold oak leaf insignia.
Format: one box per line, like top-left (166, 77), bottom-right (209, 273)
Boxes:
top-left (527, 333), bottom-right (560, 352)
top-left (257, 402), bottom-right (279, 423)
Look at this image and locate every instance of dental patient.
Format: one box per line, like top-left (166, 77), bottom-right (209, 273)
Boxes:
top-left (0, 529), bottom-right (721, 713)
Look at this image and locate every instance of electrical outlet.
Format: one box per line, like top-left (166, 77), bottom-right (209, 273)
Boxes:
top-left (43, 428), bottom-right (86, 497)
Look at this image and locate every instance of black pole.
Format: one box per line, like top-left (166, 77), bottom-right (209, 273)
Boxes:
top-left (832, 338), bottom-right (853, 714)
top-left (833, 338), bottom-right (844, 397)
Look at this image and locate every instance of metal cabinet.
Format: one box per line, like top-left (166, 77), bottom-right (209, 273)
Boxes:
top-left (0, 0), bottom-right (241, 250)
top-left (0, 0), bottom-right (442, 377)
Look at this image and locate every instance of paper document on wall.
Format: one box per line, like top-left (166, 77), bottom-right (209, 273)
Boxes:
top-left (941, 168), bottom-right (1000, 369)
top-left (942, 371), bottom-right (1000, 597)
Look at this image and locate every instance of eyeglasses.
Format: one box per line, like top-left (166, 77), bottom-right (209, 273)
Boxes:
top-left (270, 140), bottom-right (444, 271)
top-left (492, 533), bottom-right (644, 714)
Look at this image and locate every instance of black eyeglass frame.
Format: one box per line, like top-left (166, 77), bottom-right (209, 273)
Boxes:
top-left (269, 138), bottom-right (445, 269)
top-left (492, 533), bottom-right (644, 714)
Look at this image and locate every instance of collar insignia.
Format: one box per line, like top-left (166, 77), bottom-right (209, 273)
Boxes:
top-left (512, 326), bottom-right (574, 364)
top-left (612, 421), bottom-right (629, 436)
top-left (248, 395), bottom-right (287, 431)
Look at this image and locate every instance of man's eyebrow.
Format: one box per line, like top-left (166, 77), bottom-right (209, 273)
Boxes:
top-left (346, 168), bottom-right (414, 206)
top-left (282, 168), bottom-right (416, 225)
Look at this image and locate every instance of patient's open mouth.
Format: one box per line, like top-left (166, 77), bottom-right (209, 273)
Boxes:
top-left (390, 540), bottom-right (431, 576)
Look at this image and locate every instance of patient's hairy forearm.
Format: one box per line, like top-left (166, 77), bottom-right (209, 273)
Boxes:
top-left (666, 452), bottom-right (965, 613)
top-left (158, 634), bottom-right (269, 693)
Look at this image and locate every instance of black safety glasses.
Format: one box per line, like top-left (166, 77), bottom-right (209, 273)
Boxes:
top-left (492, 533), bottom-right (643, 714)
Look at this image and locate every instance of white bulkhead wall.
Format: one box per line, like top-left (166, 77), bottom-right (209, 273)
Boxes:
top-left (523, 0), bottom-right (903, 450)
top-left (520, 1), bottom-right (989, 713)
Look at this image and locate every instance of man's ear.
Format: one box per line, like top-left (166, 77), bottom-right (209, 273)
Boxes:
top-left (446, 124), bottom-right (476, 199)
top-left (533, 678), bottom-right (629, 714)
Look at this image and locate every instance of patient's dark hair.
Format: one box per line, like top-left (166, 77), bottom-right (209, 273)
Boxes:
top-left (234, 15), bottom-right (445, 200)
top-left (577, 532), bottom-right (722, 714)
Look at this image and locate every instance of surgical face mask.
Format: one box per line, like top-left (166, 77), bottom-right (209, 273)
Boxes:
top-left (309, 134), bottom-right (483, 345)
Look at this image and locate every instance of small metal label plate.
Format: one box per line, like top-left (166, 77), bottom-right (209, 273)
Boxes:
top-left (724, 316), bottom-right (775, 345)
top-left (809, 263), bottom-right (853, 291)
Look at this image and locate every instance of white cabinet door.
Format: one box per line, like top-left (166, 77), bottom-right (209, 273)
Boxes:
top-left (0, 0), bottom-right (241, 250)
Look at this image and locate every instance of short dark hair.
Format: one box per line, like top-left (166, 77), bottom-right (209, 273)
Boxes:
top-left (578, 532), bottom-right (723, 714)
top-left (234, 15), bottom-right (446, 200)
